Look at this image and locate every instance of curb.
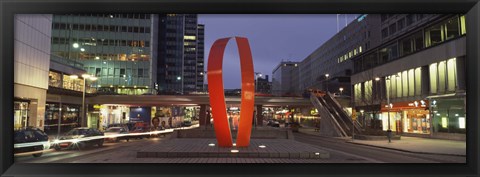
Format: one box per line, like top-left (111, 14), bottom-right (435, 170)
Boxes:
top-left (346, 141), bottom-right (466, 157)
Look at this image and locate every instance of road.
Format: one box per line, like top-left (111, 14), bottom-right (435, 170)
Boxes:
top-left (15, 131), bottom-right (465, 163)
top-left (15, 136), bottom-right (167, 163)
top-left (293, 132), bottom-right (466, 163)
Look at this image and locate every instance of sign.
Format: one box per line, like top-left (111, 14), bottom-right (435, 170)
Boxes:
top-left (381, 100), bottom-right (429, 111)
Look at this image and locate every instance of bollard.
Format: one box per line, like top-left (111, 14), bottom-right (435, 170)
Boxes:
top-left (387, 129), bottom-right (392, 143)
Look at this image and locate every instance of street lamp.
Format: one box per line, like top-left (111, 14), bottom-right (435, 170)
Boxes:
top-left (177, 76), bottom-right (183, 94)
top-left (325, 74), bottom-right (330, 93)
top-left (200, 71), bottom-right (207, 93)
top-left (255, 72), bottom-right (262, 93)
top-left (73, 74), bottom-right (98, 127)
top-left (360, 109), bottom-right (365, 129)
top-left (385, 76), bottom-right (392, 143)
top-left (339, 87), bottom-right (344, 96)
top-left (375, 77), bottom-right (380, 101)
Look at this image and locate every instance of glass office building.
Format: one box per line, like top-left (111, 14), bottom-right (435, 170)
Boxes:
top-left (50, 14), bottom-right (158, 95)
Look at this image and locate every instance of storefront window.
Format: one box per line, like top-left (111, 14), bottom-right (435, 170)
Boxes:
top-left (63, 75), bottom-right (83, 92)
top-left (44, 103), bottom-right (81, 135)
top-left (14, 101), bottom-right (29, 130)
top-left (49, 71), bottom-right (62, 88)
top-left (432, 98), bottom-right (466, 134)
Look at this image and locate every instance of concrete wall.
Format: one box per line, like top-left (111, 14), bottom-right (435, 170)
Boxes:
top-left (14, 14), bottom-right (52, 129)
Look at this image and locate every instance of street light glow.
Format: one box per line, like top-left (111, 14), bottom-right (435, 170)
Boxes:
top-left (177, 76), bottom-right (181, 80)
top-left (375, 77), bottom-right (380, 81)
top-left (89, 77), bottom-right (97, 81)
top-left (82, 74), bottom-right (91, 79)
top-left (325, 74), bottom-right (329, 78)
top-left (80, 48), bottom-right (85, 52)
top-left (339, 87), bottom-right (344, 91)
top-left (73, 43), bottom-right (79, 48)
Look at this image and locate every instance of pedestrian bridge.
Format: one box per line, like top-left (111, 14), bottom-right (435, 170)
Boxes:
top-left (86, 95), bottom-right (311, 107)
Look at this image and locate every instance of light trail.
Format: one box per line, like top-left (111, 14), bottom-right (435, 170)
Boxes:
top-left (14, 124), bottom-right (199, 150)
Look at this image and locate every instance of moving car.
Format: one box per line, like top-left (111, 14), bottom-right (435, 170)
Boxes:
top-left (129, 126), bottom-right (151, 139)
top-left (14, 127), bottom-right (49, 157)
top-left (52, 127), bottom-right (104, 150)
top-left (104, 127), bottom-right (130, 142)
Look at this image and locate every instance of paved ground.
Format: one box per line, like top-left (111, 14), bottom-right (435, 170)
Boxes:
top-left (137, 138), bottom-right (329, 159)
top-left (299, 127), bottom-right (466, 156)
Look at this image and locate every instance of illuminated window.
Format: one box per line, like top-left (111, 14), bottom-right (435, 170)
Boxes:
top-left (390, 75), bottom-right (397, 98)
top-left (429, 63), bottom-right (438, 94)
top-left (396, 73), bottom-right (402, 98)
top-left (458, 117), bottom-right (465, 129)
top-left (460, 15), bottom-right (466, 35)
top-left (354, 49), bottom-right (357, 55)
top-left (349, 51), bottom-right (353, 58)
top-left (415, 67), bottom-right (422, 96)
top-left (402, 71), bottom-right (408, 97)
top-left (184, 36), bottom-right (196, 40)
top-left (441, 117), bottom-right (448, 128)
top-left (438, 61), bottom-right (446, 93)
top-left (359, 46), bottom-right (362, 53)
top-left (408, 69), bottom-right (414, 97)
top-left (447, 58), bottom-right (456, 92)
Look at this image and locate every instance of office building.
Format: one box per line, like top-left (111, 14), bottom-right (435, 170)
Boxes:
top-left (157, 14), bottom-right (205, 94)
top-left (351, 14), bottom-right (466, 139)
top-left (14, 14), bottom-right (53, 130)
top-left (299, 14), bottom-right (382, 98)
top-left (272, 61), bottom-right (300, 96)
top-left (50, 14), bottom-right (159, 95)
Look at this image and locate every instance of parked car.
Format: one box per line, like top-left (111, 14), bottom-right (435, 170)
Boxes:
top-left (289, 122), bottom-right (301, 132)
top-left (104, 127), bottom-right (130, 142)
top-left (267, 120), bottom-right (280, 127)
top-left (129, 126), bottom-right (151, 139)
top-left (181, 121), bottom-right (192, 127)
top-left (52, 127), bottom-right (104, 150)
top-left (14, 127), bottom-right (49, 157)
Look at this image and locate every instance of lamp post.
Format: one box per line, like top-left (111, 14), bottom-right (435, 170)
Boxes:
top-left (375, 77), bottom-right (380, 101)
top-left (339, 87), bottom-right (344, 96)
top-left (200, 71), bottom-right (207, 93)
top-left (254, 72), bottom-right (262, 129)
top-left (177, 76), bottom-right (182, 94)
top-left (325, 74), bottom-right (330, 93)
top-left (74, 74), bottom-right (97, 127)
top-left (385, 76), bottom-right (392, 143)
top-left (360, 109), bottom-right (364, 131)
top-left (255, 72), bottom-right (262, 93)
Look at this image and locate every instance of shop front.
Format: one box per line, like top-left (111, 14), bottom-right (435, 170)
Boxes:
top-left (99, 105), bottom-right (130, 129)
top-left (429, 96), bottom-right (466, 135)
top-left (14, 99), bottom-right (30, 130)
top-left (381, 100), bottom-right (430, 135)
top-left (44, 102), bottom-right (81, 135)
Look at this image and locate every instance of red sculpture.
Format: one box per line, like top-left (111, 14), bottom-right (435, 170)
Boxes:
top-left (207, 37), bottom-right (255, 147)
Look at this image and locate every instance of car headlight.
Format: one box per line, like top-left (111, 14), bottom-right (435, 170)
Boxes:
top-left (71, 139), bottom-right (80, 144)
top-left (52, 139), bottom-right (60, 144)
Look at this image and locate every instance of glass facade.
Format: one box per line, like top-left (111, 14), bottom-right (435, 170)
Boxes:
top-left (44, 103), bottom-right (81, 135)
top-left (51, 14), bottom-right (156, 95)
top-left (14, 101), bottom-right (29, 130)
top-left (431, 97), bottom-right (465, 134)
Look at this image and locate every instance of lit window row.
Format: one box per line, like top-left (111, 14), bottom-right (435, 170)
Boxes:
top-left (184, 36), bottom-right (196, 40)
top-left (338, 46), bottom-right (363, 63)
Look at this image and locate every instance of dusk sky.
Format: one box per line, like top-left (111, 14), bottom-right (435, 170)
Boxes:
top-left (198, 14), bottom-right (358, 89)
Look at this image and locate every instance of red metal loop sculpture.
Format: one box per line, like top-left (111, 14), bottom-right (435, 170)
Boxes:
top-left (207, 37), bottom-right (255, 147)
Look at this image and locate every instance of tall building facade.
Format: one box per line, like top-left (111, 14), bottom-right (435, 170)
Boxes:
top-left (256, 75), bottom-right (272, 94)
top-left (50, 14), bottom-right (158, 95)
top-left (14, 14), bottom-right (53, 130)
top-left (157, 14), bottom-right (205, 94)
top-left (351, 14), bottom-right (466, 139)
top-left (272, 61), bottom-right (300, 96)
top-left (299, 14), bottom-right (382, 98)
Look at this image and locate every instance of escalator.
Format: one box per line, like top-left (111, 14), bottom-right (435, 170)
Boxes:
top-left (309, 92), bottom-right (362, 137)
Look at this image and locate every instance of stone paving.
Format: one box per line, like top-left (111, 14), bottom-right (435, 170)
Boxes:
top-left (137, 138), bottom-right (330, 159)
top-left (299, 127), bottom-right (466, 156)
